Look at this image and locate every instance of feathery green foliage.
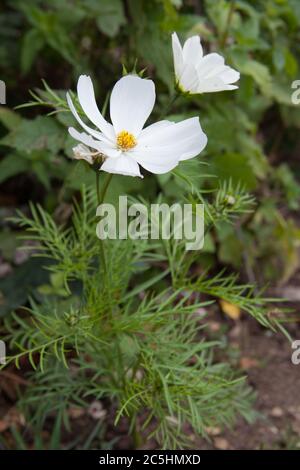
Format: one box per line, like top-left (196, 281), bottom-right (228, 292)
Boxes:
top-left (3, 184), bottom-right (285, 448)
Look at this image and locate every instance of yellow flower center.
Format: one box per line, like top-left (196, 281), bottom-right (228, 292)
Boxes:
top-left (116, 130), bottom-right (137, 150)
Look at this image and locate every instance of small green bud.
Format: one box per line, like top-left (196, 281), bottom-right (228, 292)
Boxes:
top-left (64, 310), bottom-right (79, 327)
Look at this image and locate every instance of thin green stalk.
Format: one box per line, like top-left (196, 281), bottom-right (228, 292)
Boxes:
top-left (220, 0), bottom-right (236, 49)
top-left (95, 171), bottom-right (113, 279)
top-left (99, 173), bottom-right (113, 204)
top-left (131, 416), bottom-right (143, 449)
top-left (96, 171), bottom-right (127, 425)
top-left (96, 170), bottom-right (101, 204)
top-left (158, 91), bottom-right (180, 120)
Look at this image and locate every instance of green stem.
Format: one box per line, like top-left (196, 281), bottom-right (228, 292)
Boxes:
top-left (131, 415), bottom-right (143, 449)
top-left (220, 0), bottom-right (236, 49)
top-left (95, 171), bottom-right (113, 278)
top-left (100, 173), bottom-right (113, 205)
top-left (96, 170), bottom-right (101, 204)
top-left (158, 91), bottom-right (180, 120)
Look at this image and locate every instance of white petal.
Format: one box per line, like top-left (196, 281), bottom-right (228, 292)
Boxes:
top-left (196, 53), bottom-right (225, 79)
top-left (219, 66), bottom-right (240, 84)
top-left (67, 92), bottom-right (104, 141)
top-left (110, 75), bottom-right (155, 136)
top-left (196, 77), bottom-right (238, 93)
top-left (195, 54), bottom-right (240, 92)
top-left (137, 117), bottom-right (207, 166)
top-left (131, 145), bottom-right (180, 174)
top-left (138, 120), bottom-right (174, 143)
top-left (140, 117), bottom-right (203, 151)
top-left (137, 120), bottom-right (180, 172)
top-left (97, 145), bottom-right (122, 159)
top-left (77, 75), bottom-right (115, 140)
top-left (177, 118), bottom-right (208, 161)
top-left (68, 127), bottom-right (104, 152)
top-left (172, 32), bottom-right (184, 79)
top-left (178, 63), bottom-right (199, 93)
top-left (101, 155), bottom-right (142, 177)
top-left (182, 35), bottom-right (203, 65)
top-left (68, 127), bottom-right (121, 158)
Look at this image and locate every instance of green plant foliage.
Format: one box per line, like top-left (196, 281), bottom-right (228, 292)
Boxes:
top-left (2, 185), bottom-right (287, 448)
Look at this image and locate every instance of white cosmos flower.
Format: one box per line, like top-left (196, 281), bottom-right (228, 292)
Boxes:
top-left (172, 32), bottom-right (240, 94)
top-left (67, 74), bottom-right (207, 178)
